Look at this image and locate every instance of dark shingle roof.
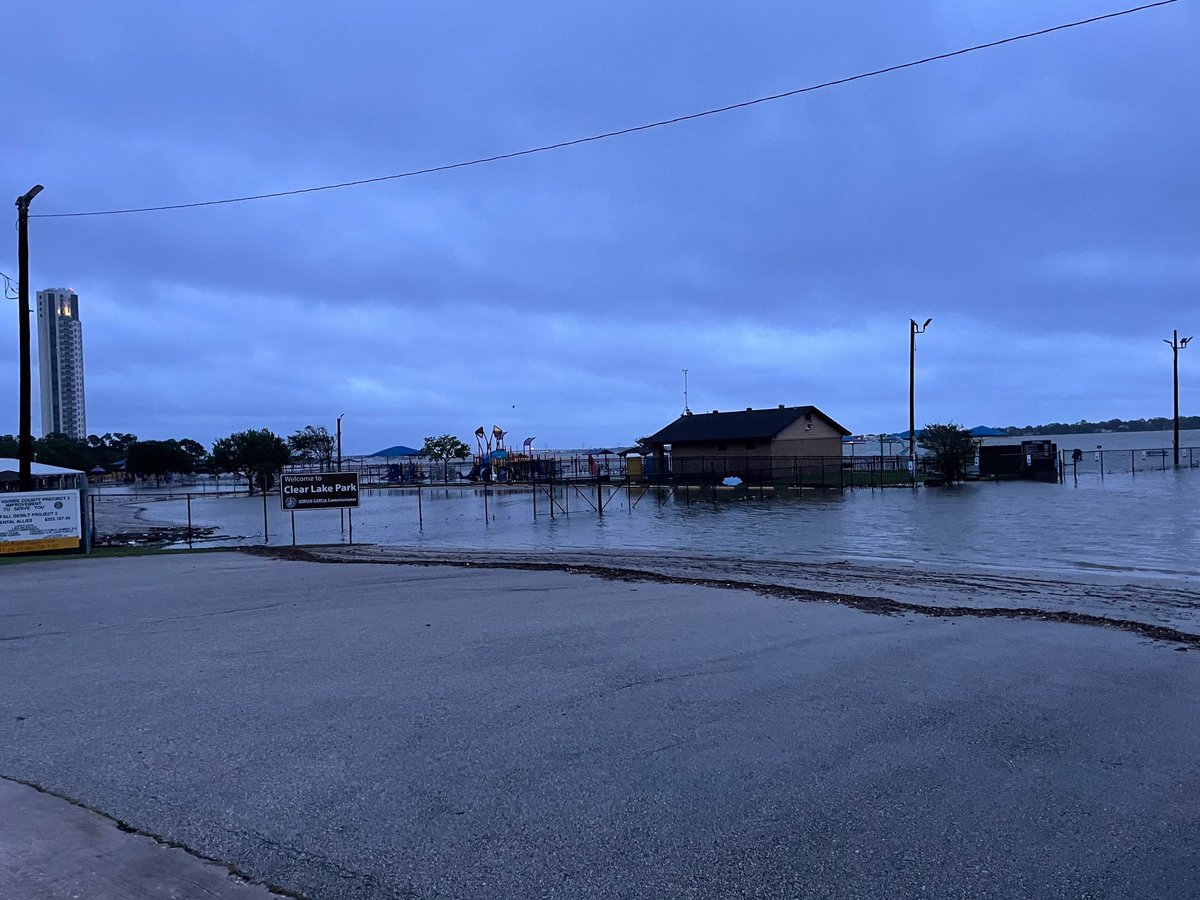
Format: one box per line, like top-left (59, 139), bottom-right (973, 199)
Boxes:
top-left (645, 405), bottom-right (850, 445)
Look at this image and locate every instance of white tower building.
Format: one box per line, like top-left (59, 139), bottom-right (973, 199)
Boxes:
top-left (37, 288), bottom-right (87, 439)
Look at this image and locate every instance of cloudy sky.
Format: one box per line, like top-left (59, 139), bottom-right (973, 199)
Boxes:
top-left (2, 1), bottom-right (1195, 453)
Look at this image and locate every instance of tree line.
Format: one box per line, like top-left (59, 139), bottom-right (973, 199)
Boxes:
top-left (0, 426), bottom-right (335, 494)
top-left (1, 427), bottom-right (475, 494)
top-left (1004, 415), bottom-right (1200, 436)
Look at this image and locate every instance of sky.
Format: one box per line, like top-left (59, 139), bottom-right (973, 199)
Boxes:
top-left (2, 1), bottom-right (1196, 454)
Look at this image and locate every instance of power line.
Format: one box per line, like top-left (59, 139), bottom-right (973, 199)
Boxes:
top-left (31, 0), bottom-right (1178, 220)
top-left (1, 270), bottom-right (18, 300)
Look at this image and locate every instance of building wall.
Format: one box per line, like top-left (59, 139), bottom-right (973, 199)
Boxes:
top-left (772, 415), bottom-right (843, 458)
top-left (665, 415), bottom-right (844, 464)
top-left (669, 441), bottom-right (775, 459)
top-left (37, 289), bottom-right (87, 439)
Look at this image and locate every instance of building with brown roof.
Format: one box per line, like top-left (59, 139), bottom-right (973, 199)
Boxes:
top-left (643, 404), bottom-right (850, 481)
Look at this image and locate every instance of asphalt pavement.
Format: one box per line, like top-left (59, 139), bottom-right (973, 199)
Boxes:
top-left (1, 551), bottom-right (1197, 899)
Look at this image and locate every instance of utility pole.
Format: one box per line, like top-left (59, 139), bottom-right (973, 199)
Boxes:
top-left (1164, 330), bottom-right (1192, 467)
top-left (15, 185), bottom-right (44, 492)
top-left (909, 317), bottom-right (932, 487)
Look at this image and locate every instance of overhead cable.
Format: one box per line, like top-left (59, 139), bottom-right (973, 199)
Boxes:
top-left (30, 0), bottom-right (1178, 219)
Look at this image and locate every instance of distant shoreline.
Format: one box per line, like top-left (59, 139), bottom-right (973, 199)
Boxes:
top-left (1004, 419), bottom-right (1200, 436)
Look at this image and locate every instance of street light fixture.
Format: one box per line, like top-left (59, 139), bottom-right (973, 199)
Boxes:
top-left (15, 184), bottom-right (45, 491)
top-left (1164, 330), bottom-right (1192, 468)
top-left (909, 317), bottom-right (932, 486)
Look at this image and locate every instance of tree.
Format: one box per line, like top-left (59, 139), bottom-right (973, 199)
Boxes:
top-left (176, 438), bottom-right (209, 472)
top-left (918, 423), bottom-right (976, 484)
top-left (126, 440), bottom-right (194, 486)
top-left (34, 433), bottom-right (94, 471)
top-left (88, 432), bottom-right (137, 453)
top-left (210, 428), bottom-right (291, 494)
top-left (288, 425), bottom-right (336, 469)
top-left (421, 434), bottom-right (471, 482)
top-left (0, 434), bottom-right (17, 458)
top-left (84, 432), bottom-right (139, 469)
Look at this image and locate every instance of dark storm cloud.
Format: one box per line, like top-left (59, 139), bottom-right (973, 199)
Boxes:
top-left (2, 1), bottom-right (1195, 451)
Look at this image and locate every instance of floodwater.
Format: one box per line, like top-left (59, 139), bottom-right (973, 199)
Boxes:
top-left (118, 430), bottom-right (1200, 580)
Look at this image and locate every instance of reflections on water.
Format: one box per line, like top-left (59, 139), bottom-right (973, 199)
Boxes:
top-left (149, 463), bottom-right (1200, 579)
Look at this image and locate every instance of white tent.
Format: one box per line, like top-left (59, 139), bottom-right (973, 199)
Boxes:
top-left (0, 458), bottom-right (85, 477)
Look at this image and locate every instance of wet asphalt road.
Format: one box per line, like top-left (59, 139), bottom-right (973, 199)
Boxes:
top-left (1, 552), bottom-right (1198, 899)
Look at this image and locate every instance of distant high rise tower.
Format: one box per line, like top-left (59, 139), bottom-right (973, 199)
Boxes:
top-left (37, 288), bottom-right (88, 440)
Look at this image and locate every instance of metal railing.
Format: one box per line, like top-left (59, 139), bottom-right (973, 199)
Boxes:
top-left (83, 445), bottom-right (1200, 550)
top-left (1057, 445), bottom-right (1200, 478)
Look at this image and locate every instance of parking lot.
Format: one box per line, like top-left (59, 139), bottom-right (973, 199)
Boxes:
top-left (2, 552), bottom-right (1198, 899)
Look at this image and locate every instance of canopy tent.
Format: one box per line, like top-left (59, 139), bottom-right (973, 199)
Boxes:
top-left (370, 445), bottom-right (422, 457)
top-left (0, 458), bottom-right (85, 477)
top-left (0, 458), bottom-right (88, 492)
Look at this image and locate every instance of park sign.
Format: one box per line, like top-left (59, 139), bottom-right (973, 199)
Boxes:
top-left (0, 490), bottom-right (82, 554)
top-left (280, 472), bottom-right (359, 510)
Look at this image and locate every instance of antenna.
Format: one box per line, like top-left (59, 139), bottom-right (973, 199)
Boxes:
top-left (682, 368), bottom-right (692, 416)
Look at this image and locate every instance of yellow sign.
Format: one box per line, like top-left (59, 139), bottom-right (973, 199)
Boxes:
top-left (0, 535), bottom-right (80, 555)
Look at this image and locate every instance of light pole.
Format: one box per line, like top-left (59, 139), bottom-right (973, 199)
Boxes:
top-left (1164, 330), bottom-right (1192, 467)
top-left (336, 414), bottom-right (344, 472)
top-left (15, 185), bottom-right (44, 491)
top-left (909, 317), bottom-right (932, 486)
top-left (336, 413), bottom-right (345, 537)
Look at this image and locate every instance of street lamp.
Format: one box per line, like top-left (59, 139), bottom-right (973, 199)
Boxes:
top-left (1164, 330), bottom-right (1192, 468)
top-left (909, 317), bottom-right (932, 485)
top-left (336, 413), bottom-right (345, 537)
top-left (336, 414), bottom-right (344, 472)
top-left (15, 184), bottom-right (44, 491)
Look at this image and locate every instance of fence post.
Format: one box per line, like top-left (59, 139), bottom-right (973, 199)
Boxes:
top-left (187, 494), bottom-right (193, 550)
top-left (262, 484), bottom-right (269, 544)
top-left (418, 484), bottom-right (423, 531)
